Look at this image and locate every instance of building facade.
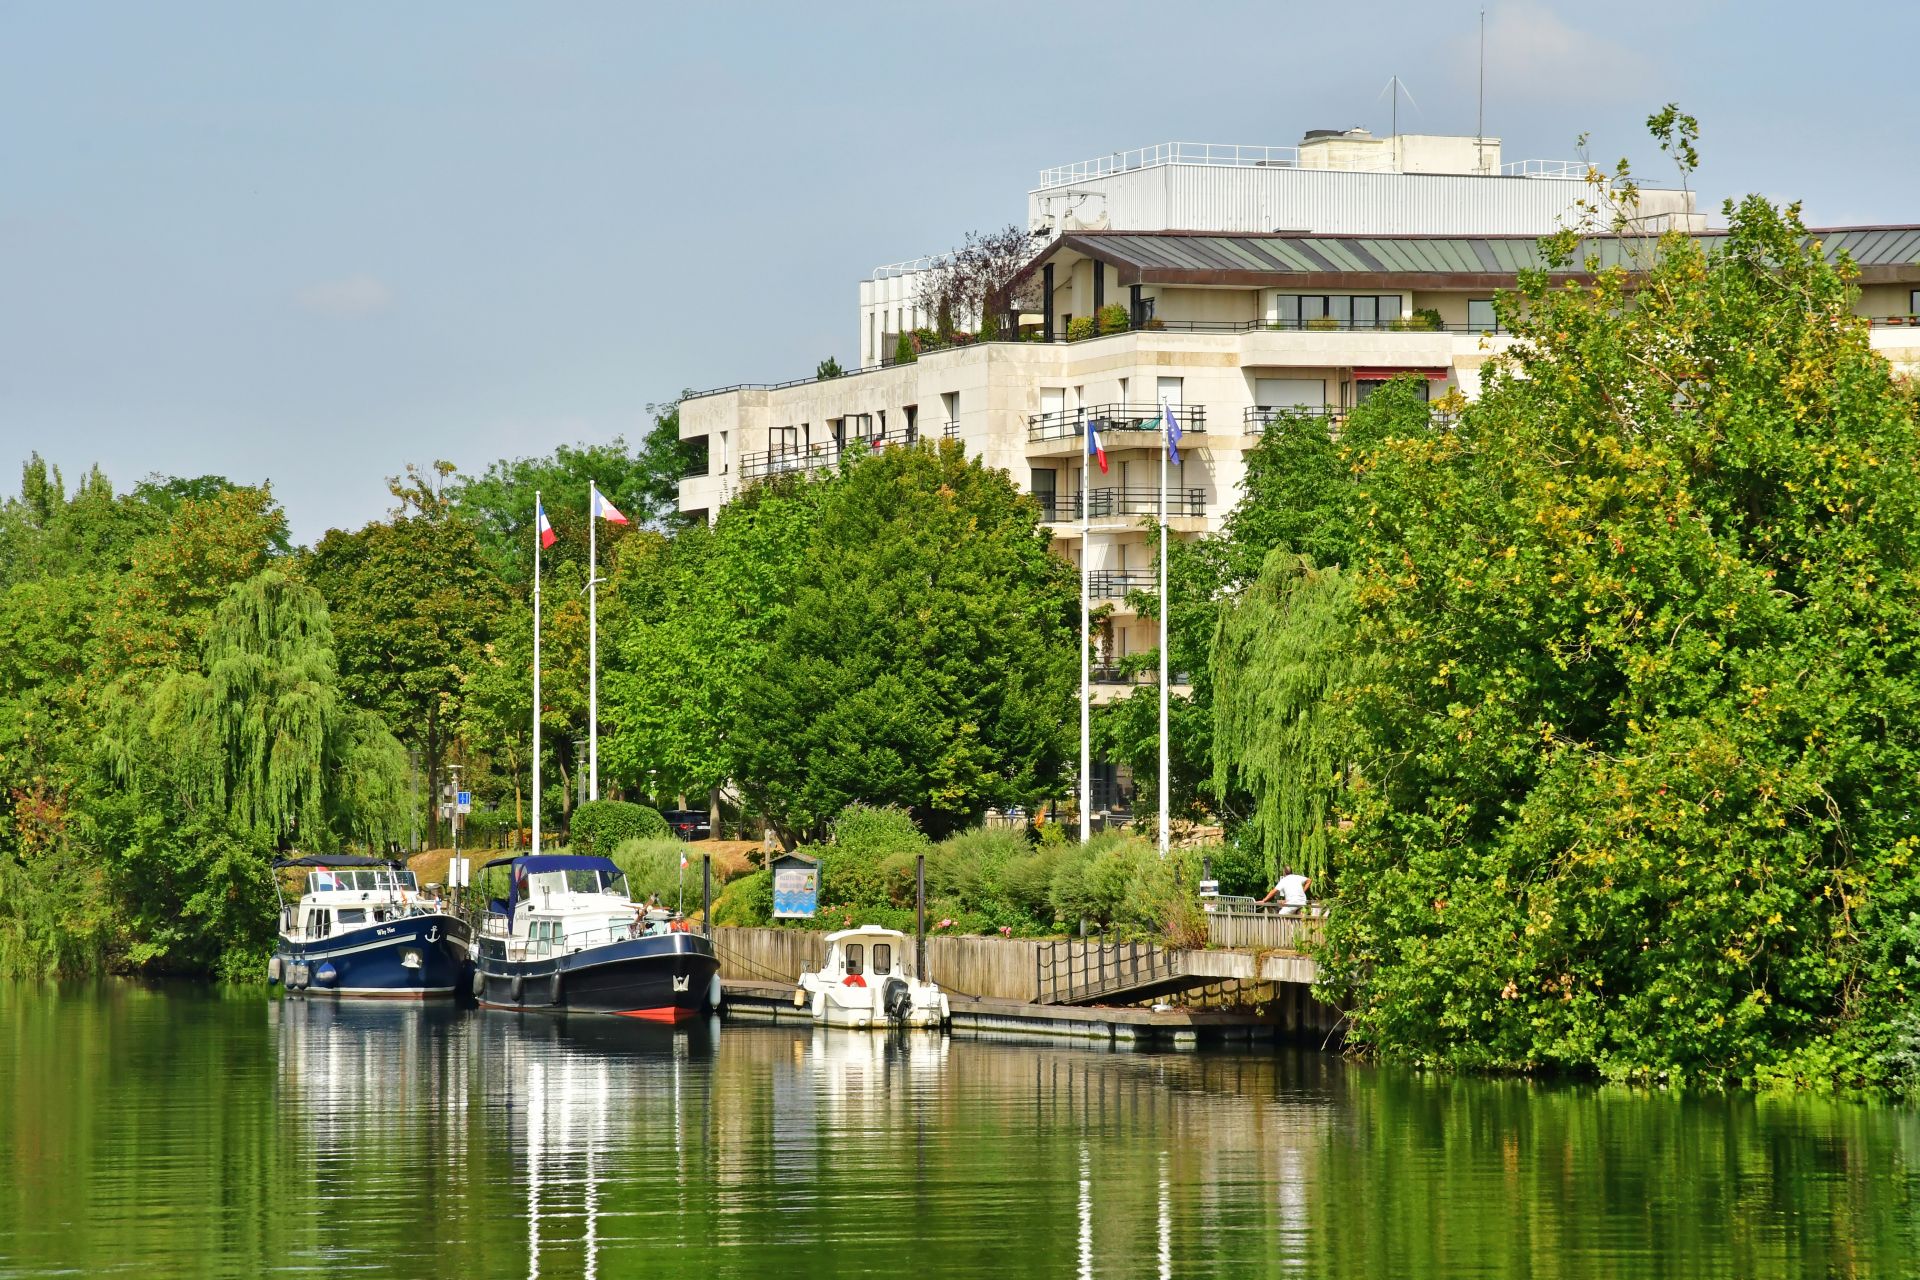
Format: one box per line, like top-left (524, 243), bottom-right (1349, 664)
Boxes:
top-left (686, 134), bottom-right (1920, 821)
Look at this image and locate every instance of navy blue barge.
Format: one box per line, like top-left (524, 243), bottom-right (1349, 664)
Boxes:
top-left (472, 854), bottom-right (720, 1021)
top-left (269, 854), bottom-right (472, 999)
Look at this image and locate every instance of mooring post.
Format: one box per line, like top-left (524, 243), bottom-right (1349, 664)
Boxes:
top-left (702, 855), bottom-right (712, 937)
top-left (915, 852), bottom-right (927, 979)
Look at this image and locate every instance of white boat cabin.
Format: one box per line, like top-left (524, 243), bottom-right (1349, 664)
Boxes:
top-left (284, 867), bottom-right (434, 941)
top-left (798, 925), bottom-right (950, 1029)
top-left (480, 856), bottom-right (679, 962)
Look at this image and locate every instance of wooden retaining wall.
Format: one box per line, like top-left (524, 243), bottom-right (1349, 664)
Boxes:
top-left (1204, 910), bottom-right (1324, 952)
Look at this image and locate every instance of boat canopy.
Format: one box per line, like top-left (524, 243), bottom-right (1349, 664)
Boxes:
top-left (476, 854), bottom-right (622, 876)
top-left (273, 853), bottom-right (400, 870)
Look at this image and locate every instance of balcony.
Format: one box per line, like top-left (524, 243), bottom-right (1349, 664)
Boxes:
top-left (1028, 403), bottom-right (1207, 443)
top-left (1088, 569), bottom-right (1157, 598)
top-left (1090, 666), bottom-right (1192, 686)
top-left (943, 419), bottom-right (960, 440)
top-left (1244, 405), bottom-right (1345, 430)
top-left (1036, 488), bottom-right (1207, 523)
top-left (740, 445), bottom-right (838, 481)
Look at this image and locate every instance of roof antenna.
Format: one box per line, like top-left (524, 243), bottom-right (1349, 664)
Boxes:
top-left (1377, 77), bottom-right (1420, 169)
top-left (1476, 7), bottom-right (1487, 172)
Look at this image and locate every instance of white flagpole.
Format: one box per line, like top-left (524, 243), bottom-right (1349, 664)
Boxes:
top-left (1080, 434), bottom-right (1091, 844)
top-left (532, 491), bottom-right (542, 853)
top-left (1158, 400), bottom-right (1170, 857)
top-left (589, 484), bottom-right (600, 802)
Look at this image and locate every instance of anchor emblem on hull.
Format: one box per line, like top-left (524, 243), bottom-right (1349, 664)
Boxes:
top-left (673, 975), bottom-right (690, 993)
top-left (426, 926), bottom-right (440, 943)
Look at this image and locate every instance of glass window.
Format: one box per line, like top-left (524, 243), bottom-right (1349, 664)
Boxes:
top-left (1352, 296), bottom-right (1378, 327)
top-left (1911, 289), bottom-right (1919, 315)
top-left (844, 943), bottom-right (864, 976)
top-left (565, 869), bottom-right (600, 894)
top-left (1329, 296), bottom-right (1353, 325)
top-left (1379, 295), bottom-right (1404, 321)
top-left (605, 871), bottom-right (630, 900)
top-left (1468, 299), bottom-right (1497, 331)
top-left (1298, 296), bottom-right (1329, 321)
top-left (395, 872), bottom-right (418, 890)
top-left (872, 943), bottom-right (893, 974)
top-left (1272, 294), bottom-right (1300, 325)
top-left (337, 908), bottom-right (366, 926)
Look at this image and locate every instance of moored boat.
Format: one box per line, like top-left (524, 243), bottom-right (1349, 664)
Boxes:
top-left (796, 925), bottom-right (950, 1029)
top-left (471, 853), bottom-right (720, 1021)
top-left (269, 854), bottom-right (472, 998)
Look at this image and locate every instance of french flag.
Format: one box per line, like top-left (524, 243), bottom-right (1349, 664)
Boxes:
top-left (592, 485), bottom-right (630, 525)
top-left (1086, 418), bottom-right (1109, 474)
top-left (537, 502), bottom-right (557, 549)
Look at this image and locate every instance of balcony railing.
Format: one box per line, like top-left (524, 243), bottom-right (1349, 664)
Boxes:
top-left (1090, 666), bottom-right (1192, 686)
top-left (740, 445), bottom-right (839, 481)
top-left (1244, 405), bottom-right (1346, 430)
top-left (943, 420), bottom-right (960, 439)
top-left (1088, 569), bottom-right (1157, 598)
top-left (1028, 403), bottom-right (1207, 443)
top-left (1087, 487), bottom-right (1206, 518)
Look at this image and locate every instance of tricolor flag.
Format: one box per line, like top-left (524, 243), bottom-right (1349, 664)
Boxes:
top-left (1086, 418), bottom-right (1109, 474)
top-left (592, 485), bottom-right (629, 525)
top-left (537, 502), bottom-right (557, 549)
top-left (1163, 402), bottom-right (1183, 467)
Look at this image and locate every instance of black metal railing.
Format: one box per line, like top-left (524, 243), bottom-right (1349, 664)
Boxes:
top-left (1086, 486), bottom-right (1206, 518)
top-left (1036, 936), bottom-right (1184, 1005)
top-left (739, 446), bottom-right (838, 481)
top-left (1090, 666), bottom-right (1193, 685)
top-left (943, 420), bottom-right (960, 439)
top-left (1088, 569), bottom-right (1157, 597)
top-left (1028, 403), bottom-right (1207, 442)
top-left (1034, 493), bottom-right (1077, 522)
top-left (1244, 405), bottom-right (1345, 429)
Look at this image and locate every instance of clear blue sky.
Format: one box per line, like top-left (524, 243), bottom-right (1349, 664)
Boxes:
top-left (3, 0), bottom-right (1915, 545)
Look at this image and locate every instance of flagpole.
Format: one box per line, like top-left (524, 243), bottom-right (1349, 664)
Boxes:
top-left (1080, 429), bottom-right (1091, 845)
top-left (1158, 400), bottom-right (1170, 858)
top-left (589, 484), bottom-right (600, 803)
top-left (532, 490), bottom-right (542, 854)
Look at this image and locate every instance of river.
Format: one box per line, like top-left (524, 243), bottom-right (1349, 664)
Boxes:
top-left (0, 982), bottom-right (1915, 1278)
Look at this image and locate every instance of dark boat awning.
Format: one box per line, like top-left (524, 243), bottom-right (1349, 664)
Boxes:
top-left (273, 854), bottom-right (400, 870)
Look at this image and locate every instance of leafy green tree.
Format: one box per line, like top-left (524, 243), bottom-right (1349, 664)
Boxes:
top-left (1315, 169), bottom-right (1920, 1088)
top-left (732, 443), bottom-right (1075, 842)
top-left (307, 510), bottom-right (509, 846)
top-left (602, 474), bottom-right (825, 803)
top-left (815, 356), bottom-right (844, 380)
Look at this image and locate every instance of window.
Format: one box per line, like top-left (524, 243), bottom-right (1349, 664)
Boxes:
top-left (1911, 289), bottom-right (1919, 316)
top-left (1329, 296), bottom-right (1353, 324)
top-left (872, 943), bottom-right (893, 974)
top-left (773, 426), bottom-right (799, 453)
top-left (844, 943), bottom-right (864, 976)
top-left (1355, 378), bottom-right (1431, 405)
top-left (1468, 299), bottom-right (1497, 332)
top-left (1271, 293), bottom-right (1403, 327)
top-left (1353, 296), bottom-right (1378, 327)
top-left (904, 404), bottom-right (918, 442)
top-left (1156, 376), bottom-right (1183, 407)
top-left (941, 391), bottom-right (959, 429)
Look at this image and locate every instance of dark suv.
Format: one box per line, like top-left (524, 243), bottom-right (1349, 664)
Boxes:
top-left (661, 809), bottom-right (712, 841)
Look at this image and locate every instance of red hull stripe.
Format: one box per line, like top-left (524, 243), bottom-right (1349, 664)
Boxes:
top-left (614, 1006), bottom-right (701, 1023)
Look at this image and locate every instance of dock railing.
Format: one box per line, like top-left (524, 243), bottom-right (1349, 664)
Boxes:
top-left (1035, 935), bottom-right (1182, 1004)
top-left (1202, 902), bottom-right (1325, 952)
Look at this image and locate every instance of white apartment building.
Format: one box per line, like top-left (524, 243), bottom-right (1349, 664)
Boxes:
top-left (683, 131), bottom-right (1920, 818)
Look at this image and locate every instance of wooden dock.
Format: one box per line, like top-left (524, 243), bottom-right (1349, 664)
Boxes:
top-left (719, 978), bottom-right (1337, 1048)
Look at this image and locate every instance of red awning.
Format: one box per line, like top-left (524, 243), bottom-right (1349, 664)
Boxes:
top-left (1352, 366), bottom-right (1451, 381)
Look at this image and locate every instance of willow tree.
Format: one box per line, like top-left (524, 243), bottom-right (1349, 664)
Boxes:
top-left (1211, 552), bottom-right (1359, 883)
top-left (152, 569), bottom-right (407, 851)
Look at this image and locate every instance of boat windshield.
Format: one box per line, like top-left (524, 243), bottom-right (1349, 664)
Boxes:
top-left (305, 868), bottom-right (412, 894)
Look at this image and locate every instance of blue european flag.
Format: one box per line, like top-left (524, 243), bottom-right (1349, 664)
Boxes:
top-left (1163, 402), bottom-right (1183, 467)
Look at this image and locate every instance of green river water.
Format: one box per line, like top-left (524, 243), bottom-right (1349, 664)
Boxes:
top-left (1, 981), bottom-right (1915, 1278)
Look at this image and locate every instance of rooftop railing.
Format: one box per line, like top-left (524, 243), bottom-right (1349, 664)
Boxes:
top-left (1038, 142), bottom-right (1299, 190)
top-left (1499, 159), bottom-right (1592, 179)
top-left (1028, 403), bottom-right (1207, 442)
top-left (739, 445), bottom-right (839, 481)
top-left (1091, 665), bottom-right (1193, 686)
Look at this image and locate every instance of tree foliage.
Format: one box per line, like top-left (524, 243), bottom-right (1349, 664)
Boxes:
top-left (1300, 178), bottom-right (1920, 1089)
top-left (731, 443), bottom-right (1076, 841)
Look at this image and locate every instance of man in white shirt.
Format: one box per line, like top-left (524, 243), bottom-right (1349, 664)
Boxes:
top-left (1259, 868), bottom-right (1312, 916)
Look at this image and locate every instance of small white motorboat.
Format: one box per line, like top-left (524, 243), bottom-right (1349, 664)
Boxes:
top-left (796, 925), bottom-right (950, 1029)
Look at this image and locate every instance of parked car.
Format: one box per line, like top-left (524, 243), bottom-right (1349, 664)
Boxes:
top-left (661, 809), bottom-right (712, 841)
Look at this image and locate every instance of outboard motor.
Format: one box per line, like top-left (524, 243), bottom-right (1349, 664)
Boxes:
top-left (882, 976), bottom-right (913, 1025)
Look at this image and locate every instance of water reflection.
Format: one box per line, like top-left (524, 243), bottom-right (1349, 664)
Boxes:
top-left (1, 983), bottom-right (1917, 1279)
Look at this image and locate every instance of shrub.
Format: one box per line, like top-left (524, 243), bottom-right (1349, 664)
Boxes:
top-left (816, 356), bottom-right (844, 380)
top-left (711, 868), bottom-right (772, 926)
top-left (610, 837), bottom-right (699, 907)
top-left (979, 311), bottom-right (1002, 341)
top-left (927, 826), bottom-right (1032, 923)
top-left (1096, 303), bottom-right (1130, 335)
top-left (820, 804), bottom-right (927, 910)
top-left (892, 331), bottom-right (916, 365)
top-left (1305, 315), bottom-right (1342, 331)
top-left (461, 807), bottom-right (516, 848)
top-left (1388, 308), bottom-right (1444, 332)
top-left (1066, 315), bottom-right (1097, 341)
top-left (570, 800), bottom-right (668, 856)
top-left (1200, 836), bottom-right (1268, 898)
